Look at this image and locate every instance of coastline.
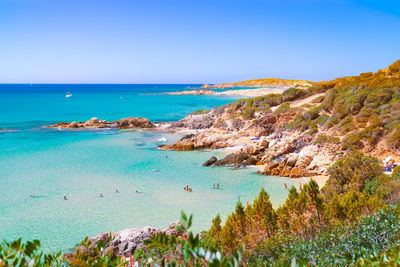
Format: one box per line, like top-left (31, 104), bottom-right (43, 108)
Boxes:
top-left (161, 87), bottom-right (285, 97)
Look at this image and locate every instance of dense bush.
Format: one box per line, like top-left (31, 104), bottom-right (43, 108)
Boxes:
top-left (323, 150), bottom-right (383, 199)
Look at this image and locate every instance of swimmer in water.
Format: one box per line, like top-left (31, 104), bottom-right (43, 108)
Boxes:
top-left (99, 193), bottom-right (103, 197)
top-left (30, 194), bottom-right (35, 198)
top-left (115, 189), bottom-right (119, 193)
top-left (64, 195), bottom-right (67, 200)
top-left (216, 183), bottom-right (220, 189)
top-left (165, 155), bottom-right (168, 159)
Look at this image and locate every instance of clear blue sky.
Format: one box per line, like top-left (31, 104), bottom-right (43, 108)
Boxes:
top-left (0, 0), bottom-right (399, 83)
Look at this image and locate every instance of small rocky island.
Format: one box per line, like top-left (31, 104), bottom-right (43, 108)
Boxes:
top-left (47, 117), bottom-right (154, 129)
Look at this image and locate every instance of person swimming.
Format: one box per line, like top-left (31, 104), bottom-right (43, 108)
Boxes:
top-left (165, 155), bottom-right (168, 159)
top-left (30, 194), bottom-right (35, 198)
top-left (64, 195), bottom-right (67, 200)
top-left (99, 193), bottom-right (103, 197)
top-left (216, 183), bottom-right (220, 189)
top-left (115, 189), bottom-right (119, 193)
top-left (284, 183), bottom-right (287, 189)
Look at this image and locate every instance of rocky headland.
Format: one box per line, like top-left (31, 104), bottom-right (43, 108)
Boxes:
top-left (46, 117), bottom-right (154, 129)
top-left (201, 78), bottom-right (313, 89)
top-left (162, 87), bottom-right (285, 97)
top-left (161, 59), bottom-right (400, 179)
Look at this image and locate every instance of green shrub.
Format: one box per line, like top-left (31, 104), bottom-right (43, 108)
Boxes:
top-left (0, 239), bottom-right (62, 266)
top-left (323, 151), bottom-right (383, 199)
top-left (190, 109), bottom-right (209, 115)
top-left (341, 131), bottom-right (363, 150)
top-left (313, 134), bottom-right (340, 144)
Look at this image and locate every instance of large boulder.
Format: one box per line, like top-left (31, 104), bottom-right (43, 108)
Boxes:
top-left (65, 221), bottom-right (184, 260)
top-left (295, 155), bottom-right (313, 168)
top-left (213, 152), bottom-right (250, 166)
top-left (286, 154), bottom-right (299, 167)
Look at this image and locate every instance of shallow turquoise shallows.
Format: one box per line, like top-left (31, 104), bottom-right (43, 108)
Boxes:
top-left (0, 84), bottom-right (299, 252)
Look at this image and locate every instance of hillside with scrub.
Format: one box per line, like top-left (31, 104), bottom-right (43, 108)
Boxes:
top-left (165, 59), bottom-right (400, 179)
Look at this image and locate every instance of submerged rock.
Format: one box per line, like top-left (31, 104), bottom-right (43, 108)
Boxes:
top-left (203, 156), bottom-right (218, 166)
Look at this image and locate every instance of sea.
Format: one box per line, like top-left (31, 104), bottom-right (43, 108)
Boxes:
top-left (0, 84), bottom-right (300, 252)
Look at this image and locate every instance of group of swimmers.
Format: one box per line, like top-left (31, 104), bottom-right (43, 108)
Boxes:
top-left (30, 188), bottom-right (144, 200)
top-left (212, 183), bottom-right (220, 189)
top-left (184, 185), bottom-right (192, 192)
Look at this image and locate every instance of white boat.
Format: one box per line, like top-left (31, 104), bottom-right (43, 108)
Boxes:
top-left (65, 92), bottom-right (72, 98)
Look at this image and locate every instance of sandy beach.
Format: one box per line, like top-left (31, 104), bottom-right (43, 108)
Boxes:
top-left (291, 175), bottom-right (329, 189)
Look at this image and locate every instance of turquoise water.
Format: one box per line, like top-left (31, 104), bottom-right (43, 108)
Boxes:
top-left (0, 84), bottom-right (298, 252)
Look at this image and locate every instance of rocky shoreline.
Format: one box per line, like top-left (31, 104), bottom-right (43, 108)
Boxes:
top-left (160, 111), bottom-right (339, 178)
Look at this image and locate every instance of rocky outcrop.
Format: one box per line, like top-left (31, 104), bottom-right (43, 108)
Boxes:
top-left (47, 117), bottom-right (154, 129)
top-left (162, 103), bottom-right (343, 177)
top-left (203, 153), bottom-right (258, 167)
top-left (172, 113), bottom-right (216, 129)
top-left (64, 221), bottom-right (184, 260)
top-left (203, 156), bottom-right (217, 166)
top-left (201, 84), bottom-right (215, 89)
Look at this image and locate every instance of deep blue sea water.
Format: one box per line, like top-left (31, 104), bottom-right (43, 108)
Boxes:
top-left (0, 84), bottom-right (299, 252)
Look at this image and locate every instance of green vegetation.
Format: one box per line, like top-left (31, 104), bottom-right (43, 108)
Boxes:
top-left (190, 109), bottom-right (210, 115)
top-left (203, 152), bottom-right (399, 265)
top-left (313, 134), bottom-right (340, 145)
top-left (0, 239), bottom-right (62, 266)
top-left (226, 87), bottom-right (308, 119)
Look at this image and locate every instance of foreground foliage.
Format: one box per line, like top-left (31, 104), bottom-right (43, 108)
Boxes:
top-left (0, 239), bottom-right (62, 266)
